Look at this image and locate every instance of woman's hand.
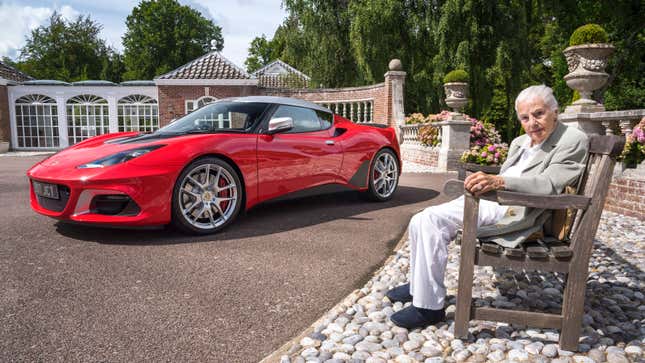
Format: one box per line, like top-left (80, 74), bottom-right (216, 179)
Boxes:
top-left (464, 171), bottom-right (505, 196)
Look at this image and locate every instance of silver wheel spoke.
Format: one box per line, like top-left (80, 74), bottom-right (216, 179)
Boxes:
top-left (207, 208), bottom-right (216, 226)
top-left (187, 176), bottom-right (203, 189)
top-left (212, 201), bottom-right (225, 217)
top-left (182, 189), bottom-right (200, 199)
top-left (204, 164), bottom-right (211, 186)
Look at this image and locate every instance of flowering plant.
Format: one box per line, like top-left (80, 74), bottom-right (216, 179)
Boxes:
top-left (619, 118), bottom-right (645, 167)
top-left (460, 143), bottom-right (509, 166)
top-left (419, 125), bottom-right (441, 147)
top-left (405, 113), bottom-right (429, 124)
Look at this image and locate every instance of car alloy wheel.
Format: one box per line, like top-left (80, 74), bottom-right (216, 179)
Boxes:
top-left (172, 158), bottom-right (242, 234)
top-left (367, 149), bottom-right (399, 201)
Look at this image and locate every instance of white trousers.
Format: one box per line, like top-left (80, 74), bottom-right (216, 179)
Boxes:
top-left (408, 196), bottom-right (508, 309)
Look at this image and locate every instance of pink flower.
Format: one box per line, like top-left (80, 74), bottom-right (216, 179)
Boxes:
top-left (481, 151), bottom-right (488, 158)
top-left (488, 145), bottom-right (496, 152)
top-left (494, 152), bottom-right (500, 158)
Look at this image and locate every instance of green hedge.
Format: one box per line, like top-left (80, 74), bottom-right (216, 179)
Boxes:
top-left (570, 24), bottom-right (609, 46)
top-left (443, 69), bottom-right (469, 83)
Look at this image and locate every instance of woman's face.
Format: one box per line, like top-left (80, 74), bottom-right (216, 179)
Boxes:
top-left (517, 97), bottom-right (557, 146)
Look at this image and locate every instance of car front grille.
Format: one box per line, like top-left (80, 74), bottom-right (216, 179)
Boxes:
top-left (36, 184), bottom-right (71, 212)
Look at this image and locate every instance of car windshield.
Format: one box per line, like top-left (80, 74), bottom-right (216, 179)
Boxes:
top-left (156, 101), bottom-right (269, 134)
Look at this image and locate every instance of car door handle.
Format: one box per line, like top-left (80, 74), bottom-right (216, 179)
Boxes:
top-left (325, 140), bottom-right (335, 145)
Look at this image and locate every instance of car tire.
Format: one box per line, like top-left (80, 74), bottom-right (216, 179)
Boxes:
top-left (171, 157), bottom-right (243, 235)
top-left (364, 148), bottom-right (399, 202)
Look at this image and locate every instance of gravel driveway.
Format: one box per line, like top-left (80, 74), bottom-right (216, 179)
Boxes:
top-left (0, 155), bottom-right (453, 362)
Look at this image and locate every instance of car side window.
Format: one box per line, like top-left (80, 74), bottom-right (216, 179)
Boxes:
top-left (317, 110), bottom-right (333, 130)
top-left (272, 105), bottom-right (321, 133)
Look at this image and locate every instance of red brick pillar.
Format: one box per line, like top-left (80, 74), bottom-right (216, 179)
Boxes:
top-left (384, 59), bottom-right (406, 142)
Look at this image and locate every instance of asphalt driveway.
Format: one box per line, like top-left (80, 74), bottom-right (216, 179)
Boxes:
top-left (0, 155), bottom-right (454, 362)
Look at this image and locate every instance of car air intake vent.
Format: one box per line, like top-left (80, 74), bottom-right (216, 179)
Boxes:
top-left (334, 128), bottom-right (347, 137)
top-left (37, 185), bottom-right (71, 212)
top-left (90, 195), bottom-right (141, 216)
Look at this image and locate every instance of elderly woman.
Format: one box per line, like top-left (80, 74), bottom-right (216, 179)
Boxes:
top-left (388, 85), bottom-right (589, 329)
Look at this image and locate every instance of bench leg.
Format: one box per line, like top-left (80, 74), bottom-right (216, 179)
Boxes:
top-left (455, 194), bottom-right (478, 338)
top-left (560, 271), bottom-right (586, 350)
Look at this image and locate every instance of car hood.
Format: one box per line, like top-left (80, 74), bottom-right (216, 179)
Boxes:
top-left (36, 131), bottom-right (227, 169)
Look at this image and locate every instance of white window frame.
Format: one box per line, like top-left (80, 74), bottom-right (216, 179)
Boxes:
top-left (66, 94), bottom-right (110, 145)
top-left (14, 94), bottom-right (59, 149)
top-left (117, 94), bottom-right (159, 132)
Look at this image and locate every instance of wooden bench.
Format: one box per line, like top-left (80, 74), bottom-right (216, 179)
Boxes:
top-left (444, 134), bottom-right (625, 351)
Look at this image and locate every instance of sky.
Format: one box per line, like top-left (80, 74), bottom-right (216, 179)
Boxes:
top-left (0, 0), bottom-right (287, 69)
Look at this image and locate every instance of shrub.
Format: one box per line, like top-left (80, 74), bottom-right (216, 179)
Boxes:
top-left (619, 118), bottom-right (645, 167)
top-left (419, 125), bottom-right (441, 147)
top-left (460, 143), bottom-right (509, 166)
top-left (443, 69), bottom-right (469, 84)
top-left (569, 24), bottom-right (609, 46)
top-left (405, 113), bottom-right (429, 124)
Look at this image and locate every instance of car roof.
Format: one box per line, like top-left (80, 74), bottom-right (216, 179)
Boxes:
top-left (218, 96), bottom-right (332, 113)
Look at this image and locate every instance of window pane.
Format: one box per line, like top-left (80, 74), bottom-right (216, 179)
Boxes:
top-left (272, 105), bottom-right (321, 133)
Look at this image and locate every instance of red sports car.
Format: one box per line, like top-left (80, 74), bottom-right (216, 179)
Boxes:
top-left (27, 96), bottom-right (401, 234)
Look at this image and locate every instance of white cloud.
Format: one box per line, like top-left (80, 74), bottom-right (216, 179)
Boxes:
top-left (59, 5), bottom-right (81, 21)
top-left (192, 0), bottom-right (286, 68)
top-left (0, 0), bottom-right (287, 69)
top-left (0, 4), bottom-right (52, 58)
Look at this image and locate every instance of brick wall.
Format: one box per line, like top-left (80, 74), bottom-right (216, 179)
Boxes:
top-left (401, 144), bottom-right (440, 168)
top-left (261, 83), bottom-right (389, 125)
top-left (604, 168), bottom-right (645, 220)
top-left (157, 85), bottom-right (261, 126)
top-left (0, 85), bottom-right (9, 143)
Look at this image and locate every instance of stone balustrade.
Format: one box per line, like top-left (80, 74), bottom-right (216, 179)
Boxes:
top-left (399, 123), bottom-right (439, 146)
top-left (400, 118), bottom-right (471, 172)
top-left (559, 109), bottom-right (644, 136)
top-left (315, 99), bottom-right (374, 123)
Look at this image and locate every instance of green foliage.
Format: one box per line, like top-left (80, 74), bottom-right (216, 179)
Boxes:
top-left (618, 119), bottom-right (645, 167)
top-left (443, 70), bottom-right (468, 83)
top-left (569, 24), bottom-right (609, 46)
top-left (245, 35), bottom-right (275, 73)
top-left (418, 125), bottom-right (441, 147)
top-left (122, 0), bottom-right (223, 80)
top-left (14, 12), bottom-right (119, 82)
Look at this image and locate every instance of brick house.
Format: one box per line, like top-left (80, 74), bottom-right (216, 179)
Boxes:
top-left (0, 52), bottom-right (405, 151)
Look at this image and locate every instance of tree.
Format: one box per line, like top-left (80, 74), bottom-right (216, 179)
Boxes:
top-left (122, 0), bottom-right (223, 80)
top-left (245, 35), bottom-right (274, 73)
top-left (254, 0), bottom-right (642, 141)
top-left (16, 12), bottom-right (114, 82)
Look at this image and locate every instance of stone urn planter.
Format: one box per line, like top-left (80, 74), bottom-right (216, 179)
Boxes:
top-left (444, 82), bottom-right (469, 112)
top-left (0, 141), bottom-right (9, 153)
top-left (563, 43), bottom-right (614, 110)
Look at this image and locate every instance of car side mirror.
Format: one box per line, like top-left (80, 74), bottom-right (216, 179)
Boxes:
top-left (267, 117), bottom-right (293, 134)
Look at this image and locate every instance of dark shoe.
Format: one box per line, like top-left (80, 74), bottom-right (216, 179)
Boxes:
top-left (386, 283), bottom-right (412, 303)
top-left (389, 305), bottom-right (446, 329)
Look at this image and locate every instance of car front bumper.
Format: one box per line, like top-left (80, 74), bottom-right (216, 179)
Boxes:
top-left (27, 163), bottom-right (177, 227)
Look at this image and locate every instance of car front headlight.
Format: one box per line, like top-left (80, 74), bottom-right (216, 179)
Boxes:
top-left (77, 145), bottom-right (165, 169)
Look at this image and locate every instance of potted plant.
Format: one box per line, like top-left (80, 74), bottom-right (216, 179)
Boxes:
top-left (457, 115), bottom-right (508, 175)
top-left (563, 24), bottom-right (614, 108)
top-left (443, 70), bottom-right (469, 112)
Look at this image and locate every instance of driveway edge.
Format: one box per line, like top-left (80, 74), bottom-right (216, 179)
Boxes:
top-left (259, 231), bottom-right (409, 363)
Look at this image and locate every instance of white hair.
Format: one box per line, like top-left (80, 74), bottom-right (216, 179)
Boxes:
top-left (514, 85), bottom-right (559, 117)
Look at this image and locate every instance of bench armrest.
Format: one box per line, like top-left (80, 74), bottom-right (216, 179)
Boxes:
top-left (442, 179), bottom-right (591, 210)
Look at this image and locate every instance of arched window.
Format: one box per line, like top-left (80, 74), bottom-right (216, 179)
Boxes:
top-left (66, 94), bottom-right (109, 145)
top-left (15, 94), bottom-right (59, 148)
top-left (117, 95), bottom-right (159, 132)
top-left (185, 96), bottom-right (216, 113)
